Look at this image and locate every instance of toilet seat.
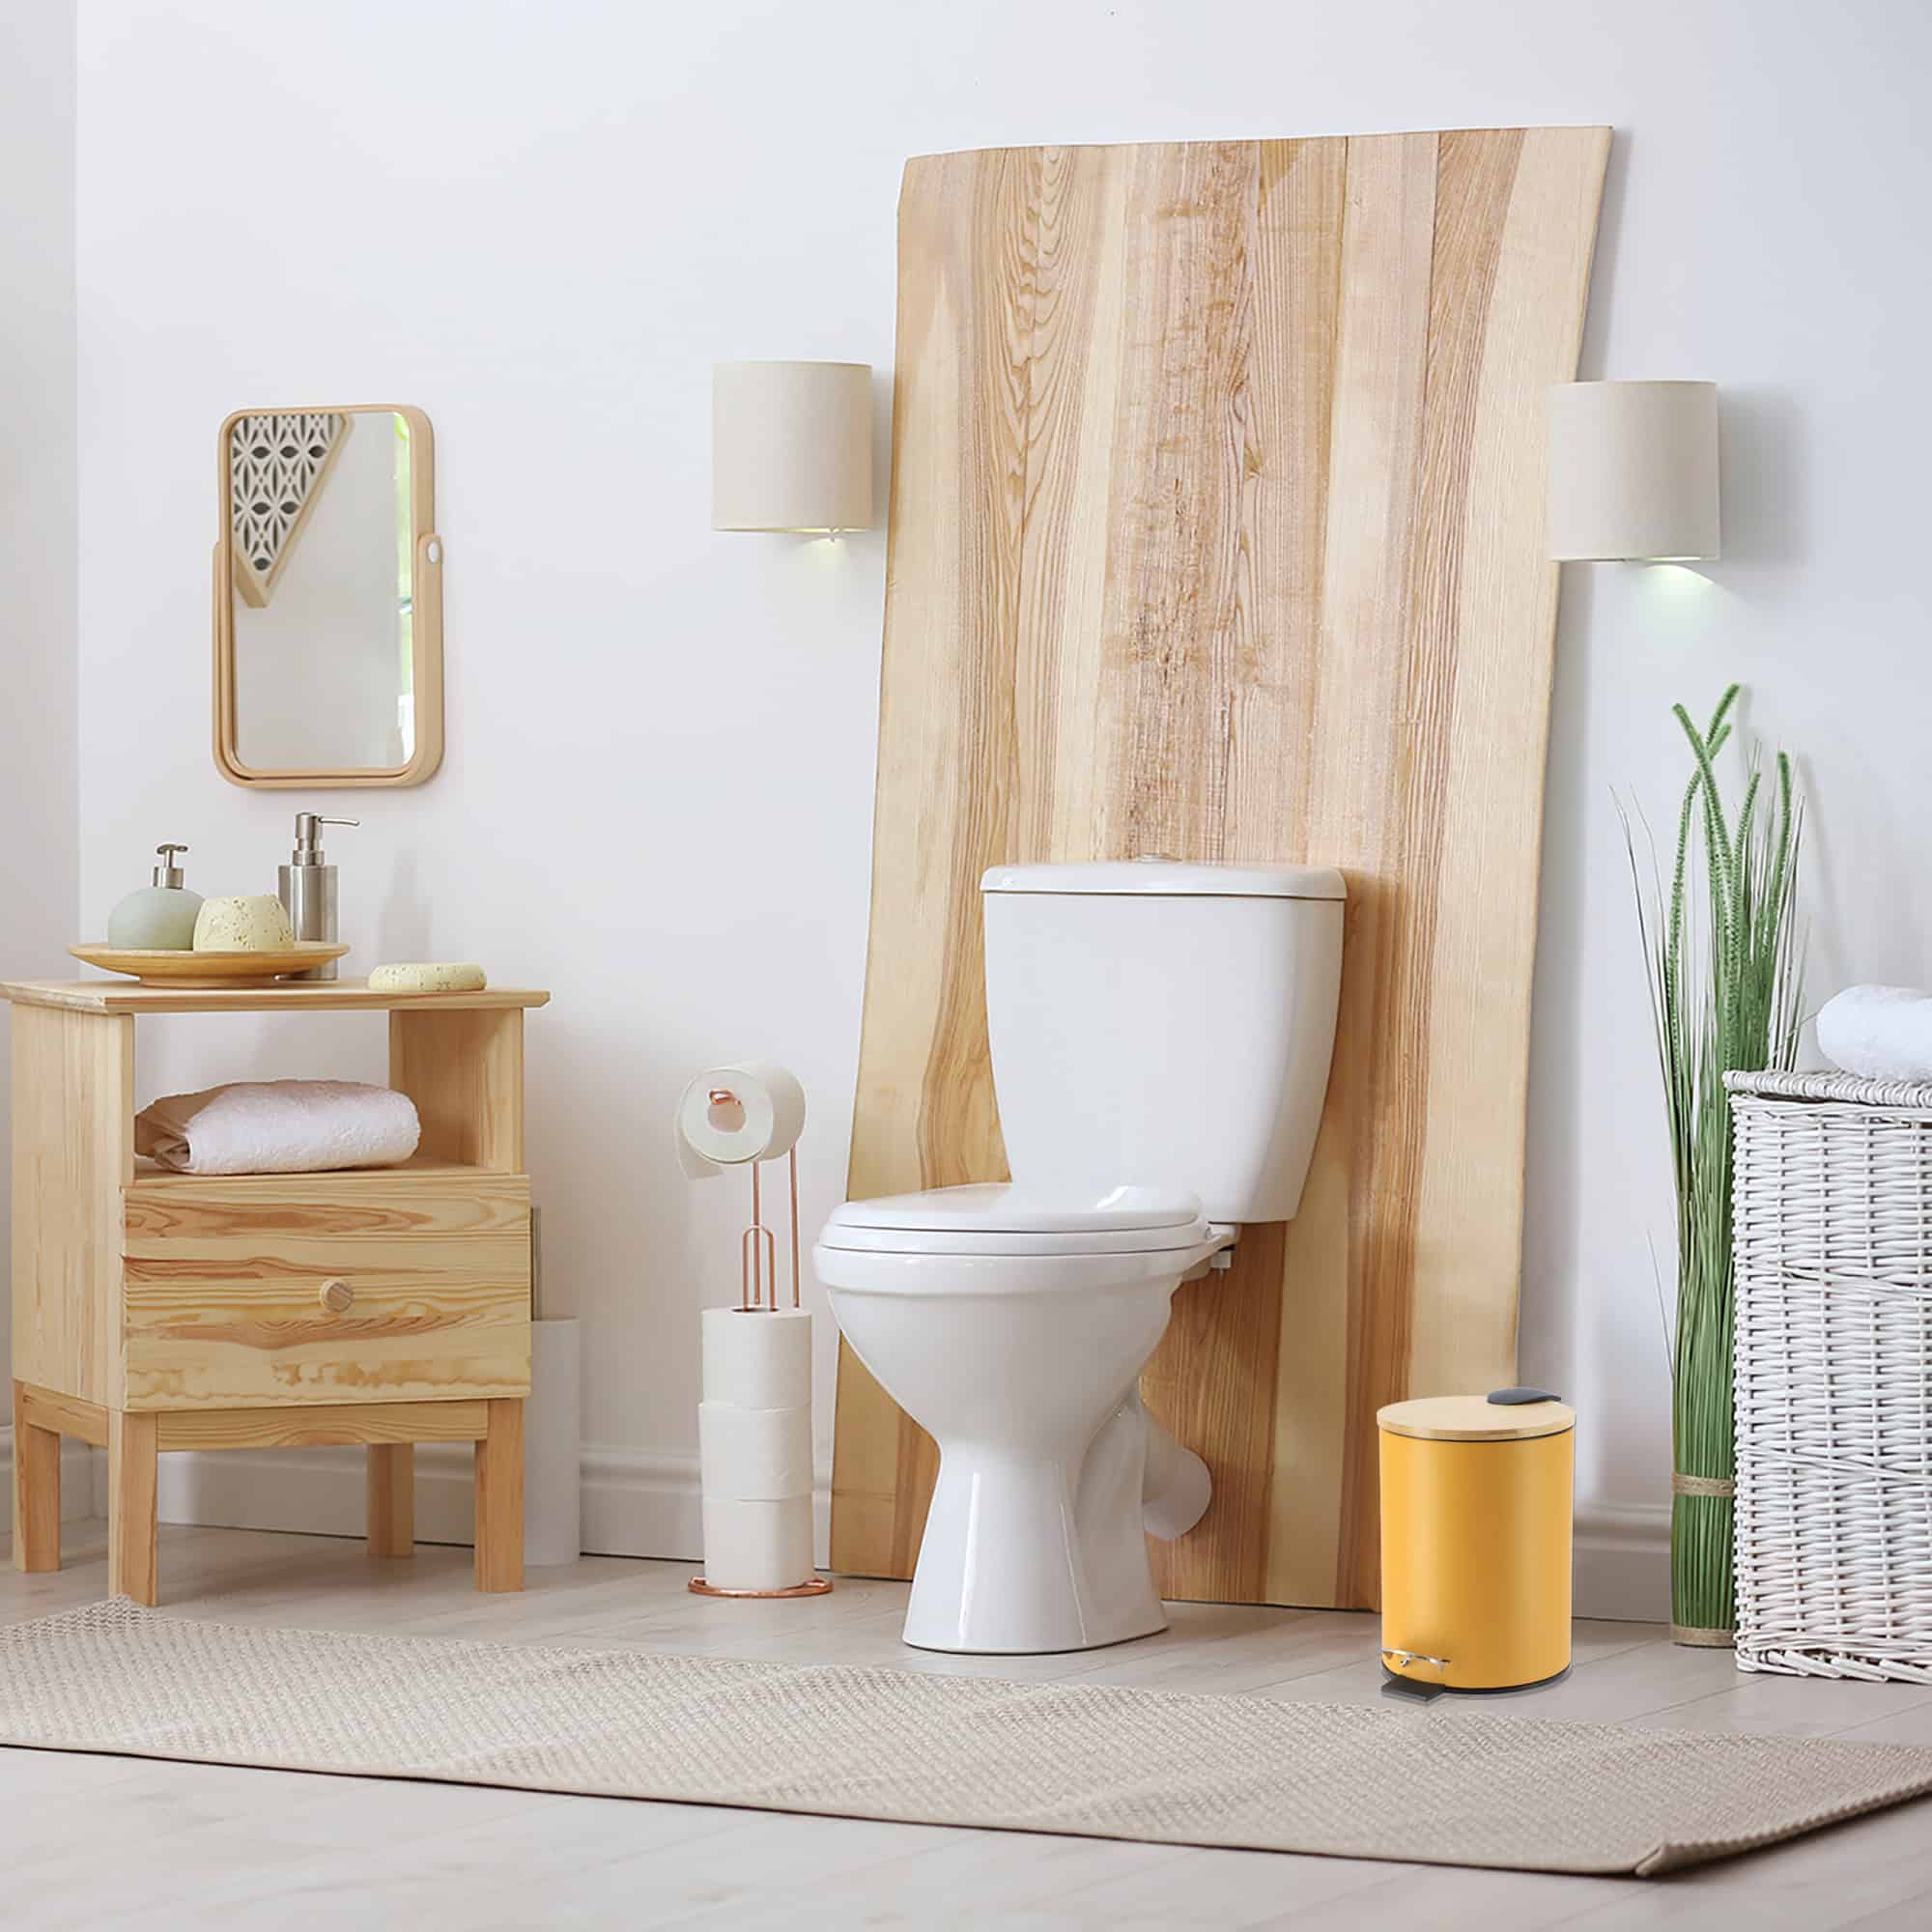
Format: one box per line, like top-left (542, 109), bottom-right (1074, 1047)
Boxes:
top-left (819, 1181), bottom-right (1211, 1257)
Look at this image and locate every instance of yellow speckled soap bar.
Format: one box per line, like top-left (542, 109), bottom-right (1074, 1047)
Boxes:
top-left (369, 962), bottom-right (488, 993)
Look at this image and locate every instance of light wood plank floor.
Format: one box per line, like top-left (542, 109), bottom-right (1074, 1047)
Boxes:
top-left (6, 1523), bottom-right (1932, 1928)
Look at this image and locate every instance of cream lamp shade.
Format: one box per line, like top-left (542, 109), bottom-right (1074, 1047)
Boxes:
top-left (1547, 380), bottom-right (1719, 561)
top-left (712, 360), bottom-right (873, 532)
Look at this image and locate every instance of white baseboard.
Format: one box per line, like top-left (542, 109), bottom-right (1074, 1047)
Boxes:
top-left (7, 1421), bottom-right (1670, 1621)
top-left (149, 1442), bottom-right (833, 1570)
top-left (1574, 1501), bottom-right (1672, 1623)
top-left (0, 1426), bottom-right (106, 1533)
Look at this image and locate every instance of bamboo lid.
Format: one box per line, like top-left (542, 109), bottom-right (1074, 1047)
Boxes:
top-left (1378, 1393), bottom-right (1576, 1442)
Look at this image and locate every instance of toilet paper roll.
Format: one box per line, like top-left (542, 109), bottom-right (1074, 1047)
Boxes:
top-left (702, 1306), bottom-right (812, 1409)
top-left (699, 1401), bottom-right (813, 1501)
top-left (701, 1493), bottom-right (815, 1593)
top-left (675, 1062), bottom-right (807, 1178)
top-left (524, 1318), bottom-right (582, 1569)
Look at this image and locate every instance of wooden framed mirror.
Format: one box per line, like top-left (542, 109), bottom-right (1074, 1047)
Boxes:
top-left (213, 404), bottom-right (443, 787)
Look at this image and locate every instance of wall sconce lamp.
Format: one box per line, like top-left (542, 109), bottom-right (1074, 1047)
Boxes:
top-left (1547, 380), bottom-right (1719, 562)
top-left (712, 360), bottom-right (873, 536)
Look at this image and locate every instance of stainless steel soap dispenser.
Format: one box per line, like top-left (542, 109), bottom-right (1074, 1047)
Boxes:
top-left (278, 812), bottom-right (358, 980)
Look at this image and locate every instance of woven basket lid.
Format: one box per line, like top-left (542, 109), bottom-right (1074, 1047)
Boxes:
top-left (1378, 1392), bottom-right (1575, 1442)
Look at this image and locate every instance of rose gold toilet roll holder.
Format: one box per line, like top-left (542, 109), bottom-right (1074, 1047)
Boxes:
top-left (689, 1084), bottom-right (833, 1601)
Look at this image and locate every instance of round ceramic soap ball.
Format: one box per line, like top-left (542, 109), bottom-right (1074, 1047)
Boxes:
top-left (193, 895), bottom-right (295, 952)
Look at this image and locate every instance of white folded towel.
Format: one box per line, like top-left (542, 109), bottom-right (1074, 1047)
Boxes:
top-left (135, 1079), bottom-right (421, 1175)
top-left (1816, 985), bottom-right (1932, 1084)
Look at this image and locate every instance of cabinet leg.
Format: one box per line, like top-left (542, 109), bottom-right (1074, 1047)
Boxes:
top-left (107, 1411), bottom-right (159, 1606)
top-left (367, 1443), bottom-right (415, 1557)
top-left (474, 1398), bottom-right (524, 1593)
top-left (12, 1382), bottom-right (61, 1574)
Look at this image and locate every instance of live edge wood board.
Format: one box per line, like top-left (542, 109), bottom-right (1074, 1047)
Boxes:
top-left (830, 129), bottom-right (1611, 1610)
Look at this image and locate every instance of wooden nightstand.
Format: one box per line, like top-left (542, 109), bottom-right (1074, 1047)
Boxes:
top-left (4, 976), bottom-right (550, 1604)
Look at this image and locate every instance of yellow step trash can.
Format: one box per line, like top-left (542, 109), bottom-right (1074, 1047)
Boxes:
top-left (1378, 1389), bottom-right (1575, 1695)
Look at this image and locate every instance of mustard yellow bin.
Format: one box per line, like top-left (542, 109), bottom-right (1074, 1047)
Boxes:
top-left (1377, 1388), bottom-right (1576, 1696)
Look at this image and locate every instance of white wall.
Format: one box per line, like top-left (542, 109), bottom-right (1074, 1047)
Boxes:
top-left (68, 0), bottom-right (1932, 1610)
top-left (0, 0), bottom-right (80, 1396)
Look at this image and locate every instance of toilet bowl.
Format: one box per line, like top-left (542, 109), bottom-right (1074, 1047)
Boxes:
top-left (822, 858), bottom-right (1347, 1655)
top-left (815, 1182), bottom-right (1226, 1654)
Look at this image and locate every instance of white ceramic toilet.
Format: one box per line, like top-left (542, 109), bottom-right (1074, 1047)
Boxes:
top-left (814, 860), bottom-right (1345, 1654)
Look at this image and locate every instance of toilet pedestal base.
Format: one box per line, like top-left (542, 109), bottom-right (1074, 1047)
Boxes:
top-left (902, 1422), bottom-right (1168, 1655)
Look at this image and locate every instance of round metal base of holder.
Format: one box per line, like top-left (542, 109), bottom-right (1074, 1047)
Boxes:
top-left (688, 1575), bottom-right (834, 1600)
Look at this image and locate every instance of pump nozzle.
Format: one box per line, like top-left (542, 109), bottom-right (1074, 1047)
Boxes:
top-left (291, 813), bottom-right (359, 864)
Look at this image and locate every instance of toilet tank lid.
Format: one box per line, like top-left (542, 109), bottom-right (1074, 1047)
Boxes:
top-left (980, 860), bottom-right (1346, 900)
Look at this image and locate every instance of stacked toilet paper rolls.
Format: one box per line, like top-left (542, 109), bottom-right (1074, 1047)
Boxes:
top-left (699, 1306), bottom-right (814, 1590)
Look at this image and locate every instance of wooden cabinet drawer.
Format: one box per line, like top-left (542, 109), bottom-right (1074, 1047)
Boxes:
top-left (121, 1163), bottom-right (531, 1410)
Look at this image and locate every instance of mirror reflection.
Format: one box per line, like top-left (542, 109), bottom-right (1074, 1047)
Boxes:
top-left (226, 409), bottom-right (418, 773)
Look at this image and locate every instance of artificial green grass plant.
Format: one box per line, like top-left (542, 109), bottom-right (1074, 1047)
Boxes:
top-left (1625, 685), bottom-right (1804, 1643)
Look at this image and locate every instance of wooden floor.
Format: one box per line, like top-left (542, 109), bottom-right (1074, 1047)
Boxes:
top-left (5, 1526), bottom-right (1932, 1928)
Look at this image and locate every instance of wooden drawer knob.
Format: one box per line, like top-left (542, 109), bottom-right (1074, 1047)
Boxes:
top-left (318, 1278), bottom-right (355, 1315)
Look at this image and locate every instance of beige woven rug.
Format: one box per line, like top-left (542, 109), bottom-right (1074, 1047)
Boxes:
top-left (5, 1602), bottom-right (1932, 1877)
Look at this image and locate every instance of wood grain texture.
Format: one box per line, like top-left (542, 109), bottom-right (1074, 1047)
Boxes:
top-left (17, 1379), bottom-right (111, 1447)
top-left (367, 1443), bottom-right (415, 1555)
top-left (10, 1006), bottom-right (134, 1406)
top-left (11, 1381), bottom-right (61, 1572)
top-left (0, 979), bottom-right (549, 1016)
top-left (153, 1401), bottom-right (490, 1452)
top-left (390, 1009), bottom-right (526, 1171)
top-left (107, 1407), bottom-right (158, 1605)
top-left (122, 1169), bottom-right (532, 1409)
top-left (832, 130), bottom-right (1608, 1610)
top-left (474, 1398), bottom-right (525, 1593)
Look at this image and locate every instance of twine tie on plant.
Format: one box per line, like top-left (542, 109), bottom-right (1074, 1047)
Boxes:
top-left (1673, 1473), bottom-right (1736, 1499)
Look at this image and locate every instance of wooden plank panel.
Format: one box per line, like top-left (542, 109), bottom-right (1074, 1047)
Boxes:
top-left (390, 1009), bottom-right (526, 1171)
top-left (122, 1169), bottom-right (531, 1409)
top-left (155, 1400), bottom-right (489, 1451)
top-left (830, 146), bottom-right (1040, 1577)
top-left (832, 129), bottom-right (1608, 1610)
top-left (10, 1006), bottom-right (134, 1406)
top-left (0, 980), bottom-right (549, 1015)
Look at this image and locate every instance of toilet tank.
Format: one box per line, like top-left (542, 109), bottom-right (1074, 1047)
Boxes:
top-left (980, 860), bottom-right (1346, 1224)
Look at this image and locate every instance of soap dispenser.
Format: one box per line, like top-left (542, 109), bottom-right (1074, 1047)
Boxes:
top-left (107, 844), bottom-right (204, 950)
top-left (278, 812), bottom-right (357, 980)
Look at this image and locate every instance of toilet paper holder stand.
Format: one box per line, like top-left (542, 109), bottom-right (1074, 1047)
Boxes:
top-left (728, 1089), bottom-right (801, 1315)
top-left (687, 1078), bottom-right (833, 1601)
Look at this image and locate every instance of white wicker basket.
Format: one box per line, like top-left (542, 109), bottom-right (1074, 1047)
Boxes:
top-left (1728, 1068), bottom-right (1932, 1682)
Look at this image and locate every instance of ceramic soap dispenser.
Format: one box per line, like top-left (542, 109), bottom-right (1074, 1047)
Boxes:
top-left (106, 843), bottom-right (204, 949)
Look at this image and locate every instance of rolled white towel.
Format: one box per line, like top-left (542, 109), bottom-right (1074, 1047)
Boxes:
top-left (135, 1079), bottom-right (420, 1175)
top-left (1816, 985), bottom-right (1932, 1084)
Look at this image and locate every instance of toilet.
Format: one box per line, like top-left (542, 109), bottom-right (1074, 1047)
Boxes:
top-left (814, 859), bottom-right (1345, 1654)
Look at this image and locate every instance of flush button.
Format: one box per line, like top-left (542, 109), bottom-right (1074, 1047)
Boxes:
top-left (1488, 1386), bottom-right (1560, 1406)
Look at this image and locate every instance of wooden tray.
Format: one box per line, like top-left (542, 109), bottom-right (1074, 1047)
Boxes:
top-left (69, 942), bottom-right (349, 987)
